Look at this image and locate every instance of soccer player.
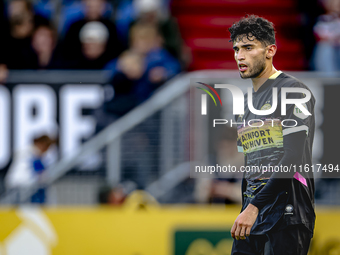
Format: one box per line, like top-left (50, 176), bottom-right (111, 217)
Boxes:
top-left (229, 15), bottom-right (316, 255)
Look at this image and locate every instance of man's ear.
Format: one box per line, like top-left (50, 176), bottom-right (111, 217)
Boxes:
top-left (266, 44), bottom-right (277, 59)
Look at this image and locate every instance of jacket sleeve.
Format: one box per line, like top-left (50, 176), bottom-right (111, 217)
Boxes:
top-left (249, 129), bottom-right (306, 210)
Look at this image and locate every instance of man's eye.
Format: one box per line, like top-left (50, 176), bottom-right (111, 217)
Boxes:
top-left (246, 47), bottom-right (252, 50)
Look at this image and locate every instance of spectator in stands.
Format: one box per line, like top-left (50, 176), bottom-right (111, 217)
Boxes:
top-left (132, 23), bottom-right (181, 98)
top-left (2, 0), bottom-right (50, 69)
top-left (106, 51), bottom-right (144, 116)
top-left (5, 135), bottom-right (56, 204)
top-left (31, 24), bottom-right (64, 69)
top-left (95, 50), bottom-right (145, 131)
top-left (100, 23), bottom-right (180, 130)
top-left (61, 0), bottom-right (124, 68)
top-left (72, 21), bottom-right (113, 69)
top-left (58, 0), bottom-right (113, 37)
top-left (133, 0), bottom-right (190, 66)
top-left (312, 0), bottom-right (340, 72)
top-left (105, 23), bottom-right (181, 101)
top-left (98, 185), bottom-right (127, 205)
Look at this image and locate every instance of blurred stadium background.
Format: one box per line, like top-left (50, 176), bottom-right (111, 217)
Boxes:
top-left (0, 0), bottom-right (340, 254)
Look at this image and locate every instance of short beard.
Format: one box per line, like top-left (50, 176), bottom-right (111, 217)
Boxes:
top-left (240, 57), bottom-right (266, 79)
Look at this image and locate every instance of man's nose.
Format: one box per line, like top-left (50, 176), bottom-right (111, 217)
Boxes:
top-left (237, 50), bottom-right (245, 60)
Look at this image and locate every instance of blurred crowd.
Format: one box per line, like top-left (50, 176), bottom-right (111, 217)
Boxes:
top-left (0, 0), bottom-right (187, 204)
top-left (0, 0), bottom-right (338, 80)
top-left (0, 0), bottom-right (186, 105)
top-left (0, 0), bottom-right (338, 75)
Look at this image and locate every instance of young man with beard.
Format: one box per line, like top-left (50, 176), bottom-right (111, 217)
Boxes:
top-left (229, 15), bottom-right (316, 255)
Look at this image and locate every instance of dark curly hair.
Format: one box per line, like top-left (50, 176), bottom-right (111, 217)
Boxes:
top-left (229, 15), bottom-right (276, 46)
